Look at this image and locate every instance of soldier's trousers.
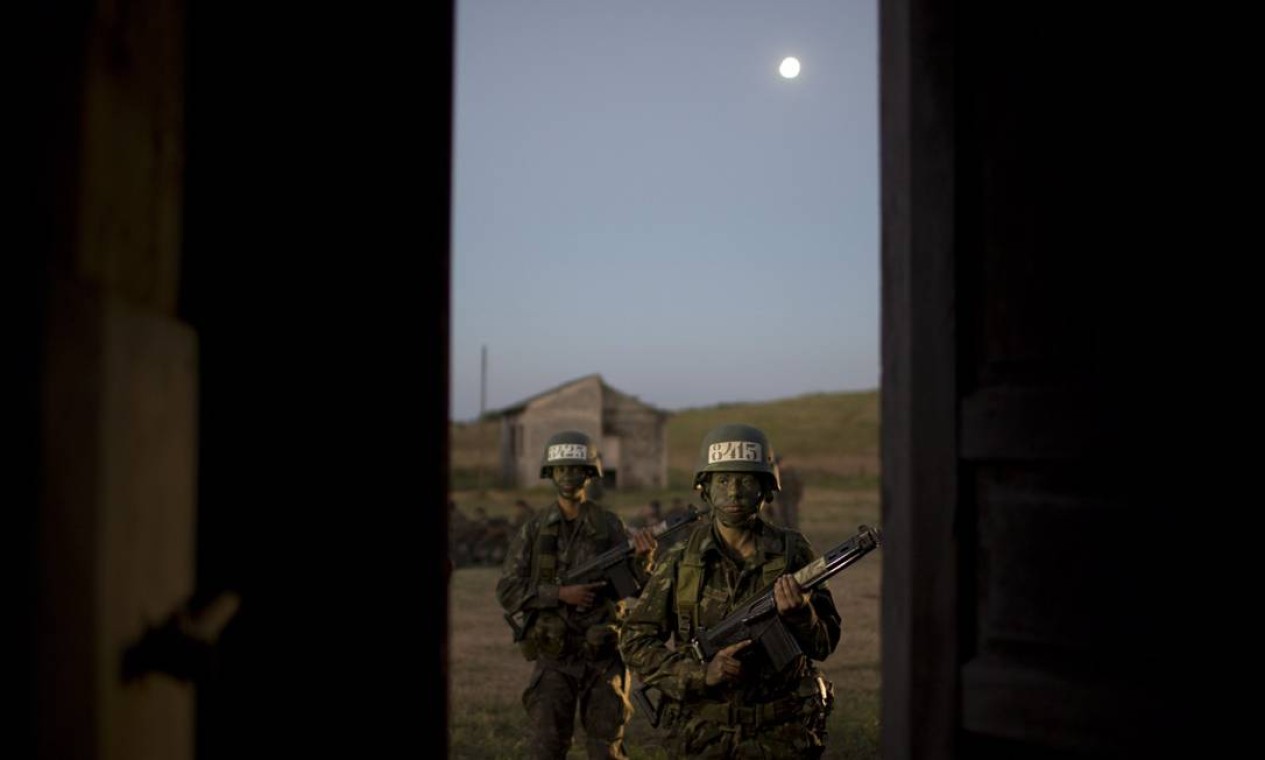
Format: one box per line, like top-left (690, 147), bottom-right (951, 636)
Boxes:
top-left (521, 655), bottom-right (632, 760)
top-left (665, 720), bottom-right (826, 759)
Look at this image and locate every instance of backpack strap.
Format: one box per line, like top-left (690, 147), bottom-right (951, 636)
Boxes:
top-left (532, 503), bottom-right (617, 584)
top-left (675, 525), bottom-right (709, 644)
top-left (530, 517), bottom-right (560, 584)
top-left (760, 528), bottom-right (789, 586)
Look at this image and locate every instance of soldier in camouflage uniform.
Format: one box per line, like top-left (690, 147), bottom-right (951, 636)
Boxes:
top-left (497, 430), bottom-right (657, 760)
top-left (618, 424), bottom-right (841, 758)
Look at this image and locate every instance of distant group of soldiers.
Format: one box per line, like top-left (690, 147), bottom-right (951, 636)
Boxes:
top-left (449, 499), bottom-right (534, 568)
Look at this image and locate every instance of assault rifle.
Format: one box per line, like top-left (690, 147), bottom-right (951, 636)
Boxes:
top-left (561, 504), bottom-right (706, 597)
top-left (631, 524), bottom-right (882, 727)
top-left (503, 505), bottom-right (706, 642)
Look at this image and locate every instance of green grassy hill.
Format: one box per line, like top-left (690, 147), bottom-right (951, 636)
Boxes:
top-left (451, 388), bottom-right (879, 496)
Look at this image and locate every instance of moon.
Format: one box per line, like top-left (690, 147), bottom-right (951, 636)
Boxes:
top-left (779, 57), bottom-right (801, 79)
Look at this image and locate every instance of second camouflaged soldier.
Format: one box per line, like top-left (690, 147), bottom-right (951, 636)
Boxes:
top-left (618, 423), bottom-right (841, 758)
top-left (496, 430), bottom-right (656, 760)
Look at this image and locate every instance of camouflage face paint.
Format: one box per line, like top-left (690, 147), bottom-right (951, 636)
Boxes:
top-left (705, 471), bottom-right (764, 528)
top-left (551, 464), bottom-right (589, 499)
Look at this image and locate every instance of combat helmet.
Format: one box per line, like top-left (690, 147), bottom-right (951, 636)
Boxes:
top-left (692, 423), bottom-right (781, 493)
top-left (539, 430), bottom-right (603, 479)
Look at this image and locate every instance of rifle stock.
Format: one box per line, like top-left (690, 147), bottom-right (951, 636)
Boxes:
top-left (690, 524), bottom-right (882, 670)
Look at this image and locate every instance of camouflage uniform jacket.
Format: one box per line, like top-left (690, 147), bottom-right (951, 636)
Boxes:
top-left (618, 519), bottom-right (841, 707)
top-left (497, 500), bottom-right (653, 662)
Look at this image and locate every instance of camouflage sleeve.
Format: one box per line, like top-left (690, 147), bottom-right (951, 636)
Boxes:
top-left (617, 545), bottom-right (710, 702)
top-left (494, 518), bottom-right (558, 614)
top-left (779, 533), bottom-right (842, 661)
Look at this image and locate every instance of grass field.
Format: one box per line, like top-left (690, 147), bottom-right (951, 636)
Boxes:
top-left (447, 484), bottom-right (882, 759)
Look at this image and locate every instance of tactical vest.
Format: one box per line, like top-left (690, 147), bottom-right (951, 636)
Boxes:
top-left (528, 517), bottom-right (562, 587)
top-left (674, 523), bottom-right (787, 645)
top-left (519, 505), bottom-right (618, 661)
top-left (528, 504), bottom-right (615, 586)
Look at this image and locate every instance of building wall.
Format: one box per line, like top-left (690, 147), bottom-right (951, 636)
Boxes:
top-left (601, 388), bottom-right (667, 490)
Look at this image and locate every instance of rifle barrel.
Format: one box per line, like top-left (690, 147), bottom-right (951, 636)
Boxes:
top-left (694, 525), bottom-right (883, 660)
top-left (793, 525), bottom-right (882, 591)
top-left (563, 507), bottom-right (706, 583)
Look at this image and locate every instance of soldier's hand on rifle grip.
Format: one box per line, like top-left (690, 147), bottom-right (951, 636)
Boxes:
top-left (631, 528), bottom-right (657, 557)
top-left (560, 581), bottom-right (606, 611)
top-left (705, 639), bottom-right (753, 686)
top-left (773, 575), bottom-right (811, 618)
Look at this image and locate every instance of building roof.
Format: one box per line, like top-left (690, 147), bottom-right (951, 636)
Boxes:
top-left (487, 373), bottom-right (669, 418)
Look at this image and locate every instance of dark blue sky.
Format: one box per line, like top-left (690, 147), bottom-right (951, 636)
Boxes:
top-left (451, 0), bottom-right (878, 421)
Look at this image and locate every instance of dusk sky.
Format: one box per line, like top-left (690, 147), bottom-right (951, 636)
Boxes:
top-left (450, 0), bottom-right (878, 422)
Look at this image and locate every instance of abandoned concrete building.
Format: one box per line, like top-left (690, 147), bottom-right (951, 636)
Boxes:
top-left (490, 374), bottom-right (669, 490)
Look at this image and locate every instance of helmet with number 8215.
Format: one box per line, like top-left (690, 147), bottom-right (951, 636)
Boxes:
top-left (539, 429), bottom-right (603, 479)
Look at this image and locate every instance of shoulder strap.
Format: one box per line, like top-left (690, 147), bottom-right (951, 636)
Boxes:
top-left (761, 528), bottom-right (789, 586)
top-left (530, 518), bottom-right (560, 584)
top-left (675, 525), bottom-right (709, 643)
